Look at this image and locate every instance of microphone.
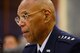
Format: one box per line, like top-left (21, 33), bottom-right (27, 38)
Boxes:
top-left (0, 40), bottom-right (3, 53)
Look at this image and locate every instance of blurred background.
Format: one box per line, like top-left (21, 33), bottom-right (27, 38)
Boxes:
top-left (58, 0), bottom-right (80, 37)
top-left (0, 0), bottom-right (80, 52)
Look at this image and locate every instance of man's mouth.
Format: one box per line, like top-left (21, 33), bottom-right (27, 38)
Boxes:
top-left (23, 30), bottom-right (29, 34)
top-left (22, 30), bottom-right (30, 37)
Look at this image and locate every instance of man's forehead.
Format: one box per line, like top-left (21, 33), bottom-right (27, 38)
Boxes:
top-left (17, 1), bottom-right (42, 15)
top-left (17, 2), bottom-right (31, 15)
top-left (18, 5), bottom-right (35, 15)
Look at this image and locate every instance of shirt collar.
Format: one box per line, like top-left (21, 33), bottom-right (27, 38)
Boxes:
top-left (37, 31), bottom-right (52, 52)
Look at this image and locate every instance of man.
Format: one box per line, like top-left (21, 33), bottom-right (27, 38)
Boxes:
top-left (3, 34), bottom-right (23, 53)
top-left (15, 0), bottom-right (80, 53)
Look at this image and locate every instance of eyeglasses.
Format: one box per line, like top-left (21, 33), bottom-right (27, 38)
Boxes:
top-left (15, 9), bottom-right (44, 25)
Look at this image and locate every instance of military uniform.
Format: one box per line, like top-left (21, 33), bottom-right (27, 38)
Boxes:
top-left (23, 25), bottom-right (80, 53)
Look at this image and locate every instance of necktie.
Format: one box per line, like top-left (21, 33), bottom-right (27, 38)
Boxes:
top-left (38, 50), bottom-right (41, 53)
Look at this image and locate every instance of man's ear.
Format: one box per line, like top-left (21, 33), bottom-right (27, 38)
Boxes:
top-left (43, 9), bottom-right (51, 23)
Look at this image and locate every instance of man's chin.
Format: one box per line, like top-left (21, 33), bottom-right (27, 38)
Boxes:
top-left (22, 33), bottom-right (34, 43)
top-left (27, 40), bottom-right (35, 44)
top-left (22, 32), bottom-right (31, 40)
top-left (23, 32), bottom-right (29, 37)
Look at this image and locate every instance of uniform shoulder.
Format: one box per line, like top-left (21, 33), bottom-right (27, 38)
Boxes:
top-left (57, 31), bottom-right (80, 44)
top-left (25, 43), bottom-right (37, 48)
top-left (23, 44), bottom-right (37, 53)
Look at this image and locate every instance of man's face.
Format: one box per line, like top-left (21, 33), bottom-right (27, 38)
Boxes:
top-left (17, 2), bottom-right (46, 43)
top-left (3, 36), bottom-right (18, 49)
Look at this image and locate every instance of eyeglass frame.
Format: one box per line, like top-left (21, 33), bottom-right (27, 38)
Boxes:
top-left (15, 9), bottom-right (45, 25)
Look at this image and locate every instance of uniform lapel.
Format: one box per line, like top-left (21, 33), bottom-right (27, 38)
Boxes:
top-left (23, 44), bottom-right (37, 53)
top-left (42, 26), bottom-right (60, 53)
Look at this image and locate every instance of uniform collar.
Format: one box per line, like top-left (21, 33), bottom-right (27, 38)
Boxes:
top-left (37, 30), bottom-right (52, 52)
top-left (42, 25), bottom-right (60, 53)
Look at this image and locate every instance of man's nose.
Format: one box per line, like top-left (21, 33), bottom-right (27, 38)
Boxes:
top-left (18, 20), bottom-right (25, 27)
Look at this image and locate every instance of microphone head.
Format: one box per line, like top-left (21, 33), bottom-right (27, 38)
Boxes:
top-left (0, 40), bottom-right (3, 53)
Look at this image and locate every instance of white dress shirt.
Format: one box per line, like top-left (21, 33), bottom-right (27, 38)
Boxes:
top-left (37, 31), bottom-right (52, 53)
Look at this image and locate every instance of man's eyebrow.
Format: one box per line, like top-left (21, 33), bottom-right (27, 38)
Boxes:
top-left (21, 11), bottom-right (28, 15)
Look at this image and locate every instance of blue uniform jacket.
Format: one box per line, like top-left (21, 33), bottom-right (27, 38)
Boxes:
top-left (23, 25), bottom-right (80, 53)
